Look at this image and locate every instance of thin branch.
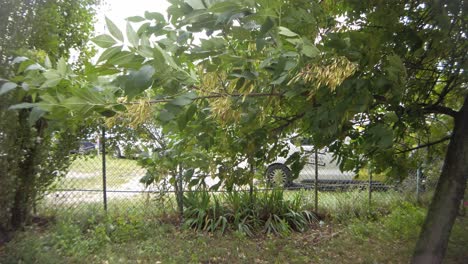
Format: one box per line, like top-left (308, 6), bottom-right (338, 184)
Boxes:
top-left (395, 135), bottom-right (452, 154)
top-left (126, 92), bottom-right (283, 105)
top-left (423, 104), bottom-right (458, 117)
top-left (272, 112), bottom-right (305, 134)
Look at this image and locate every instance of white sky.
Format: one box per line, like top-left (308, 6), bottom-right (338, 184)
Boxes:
top-left (95, 0), bottom-right (170, 34)
top-left (74, 0), bottom-right (170, 63)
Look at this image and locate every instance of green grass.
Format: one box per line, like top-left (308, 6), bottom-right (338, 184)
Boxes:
top-left (2, 200), bottom-right (467, 264)
top-left (3, 188), bottom-right (466, 263)
top-left (315, 190), bottom-right (405, 221)
top-left (56, 155), bottom-right (144, 190)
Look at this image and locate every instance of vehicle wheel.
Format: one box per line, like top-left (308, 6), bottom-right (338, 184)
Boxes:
top-left (266, 164), bottom-right (292, 188)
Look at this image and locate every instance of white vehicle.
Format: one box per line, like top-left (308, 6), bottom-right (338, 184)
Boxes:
top-left (265, 140), bottom-right (355, 187)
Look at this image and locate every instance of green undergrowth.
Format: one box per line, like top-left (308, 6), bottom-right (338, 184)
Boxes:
top-left (183, 189), bottom-right (317, 236)
top-left (1, 191), bottom-right (467, 263)
top-left (2, 202), bottom-right (467, 263)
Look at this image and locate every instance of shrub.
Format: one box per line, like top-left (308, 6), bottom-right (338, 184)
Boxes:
top-left (183, 189), bottom-right (318, 236)
top-left (382, 201), bottom-right (426, 239)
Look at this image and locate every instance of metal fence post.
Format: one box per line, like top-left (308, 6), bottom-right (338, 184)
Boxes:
top-left (314, 148), bottom-right (318, 212)
top-left (102, 126), bottom-right (107, 212)
top-left (368, 166), bottom-right (372, 209)
top-left (416, 166), bottom-right (421, 202)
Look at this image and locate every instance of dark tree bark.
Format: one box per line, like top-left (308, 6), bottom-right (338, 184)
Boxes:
top-left (10, 108), bottom-right (37, 229)
top-left (412, 95), bottom-right (468, 263)
top-left (10, 105), bottom-right (46, 230)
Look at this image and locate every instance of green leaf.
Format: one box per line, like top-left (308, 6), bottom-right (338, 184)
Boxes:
top-left (137, 34), bottom-right (153, 58)
top-left (144, 11), bottom-right (166, 22)
top-left (126, 16), bottom-right (146, 22)
top-left (12, 57), bottom-right (29, 64)
top-left (0, 82), bottom-right (17, 96)
top-left (137, 22), bottom-right (151, 36)
top-left (286, 38), bottom-right (303, 46)
top-left (170, 92), bottom-right (196, 106)
top-left (44, 56), bottom-right (52, 69)
top-left (230, 71), bottom-right (257, 80)
top-left (9, 102), bottom-right (36, 110)
top-left (92, 34), bottom-right (117, 48)
top-left (97, 46), bottom-right (123, 63)
top-left (260, 17), bottom-right (274, 35)
top-left (158, 109), bottom-right (175, 122)
top-left (57, 58), bottom-right (68, 76)
top-left (126, 22), bottom-right (139, 47)
top-left (61, 96), bottom-right (93, 113)
top-left (368, 124), bottom-right (394, 149)
top-left (184, 0), bottom-right (206, 10)
top-left (189, 178), bottom-right (201, 188)
top-left (28, 107), bottom-right (45, 126)
top-left (107, 51), bottom-right (135, 66)
top-left (186, 104), bottom-right (197, 121)
top-left (183, 168), bottom-right (195, 180)
top-left (154, 43), bottom-right (180, 70)
top-left (42, 70), bottom-right (62, 88)
top-left (140, 34), bottom-right (151, 49)
top-left (121, 65), bottom-right (155, 99)
top-left (271, 74), bottom-right (287, 85)
top-left (21, 83), bottom-right (29, 91)
top-left (100, 110), bottom-right (117, 117)
top-left (25, 64), bottom-right (44, 71)
top-left (40, 79), bottom-right (61, 89)
top-left (112, 104), bottom-right (127, 112)
top-left (278, 26), bottom-right (298, 37)
top-left (40, 93), bottom-right (59, 105)
top-left (302, 44), bottom-right (320, 58)
top-left (106, 17), bottom-right (124, 42)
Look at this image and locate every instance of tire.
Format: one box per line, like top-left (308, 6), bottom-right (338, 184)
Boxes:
top-left (266, 164), bottom-right (293, 188)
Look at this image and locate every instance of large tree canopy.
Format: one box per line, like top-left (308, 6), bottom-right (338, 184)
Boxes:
top-left (2, 0), bottom-right (466, 262)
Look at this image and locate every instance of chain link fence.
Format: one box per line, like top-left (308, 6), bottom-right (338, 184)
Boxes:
top-left (38, 131), bottom-right (435, 219)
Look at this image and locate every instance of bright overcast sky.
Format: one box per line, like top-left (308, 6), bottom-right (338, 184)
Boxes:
top-left (95, 0), bottom-right (170, 34)
top-left (79, 0), bottom-right (170, 63)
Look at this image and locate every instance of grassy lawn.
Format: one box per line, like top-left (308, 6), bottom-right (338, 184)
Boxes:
top-left (1, 206), bottom-right (467, 263)
top-left (57, 155), bottom-right (145, 190)
top-left (1, 190), bottom-right (467, 263)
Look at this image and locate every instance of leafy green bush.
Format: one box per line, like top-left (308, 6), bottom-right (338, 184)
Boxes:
top-left (348, 201), bottom-right (426, 242)
top-left (382, 202), bottom-right (426, 239)
top-left (318, 190), bottom-right (404, 223)
top-left (183, 189), bottom-right (318, 236)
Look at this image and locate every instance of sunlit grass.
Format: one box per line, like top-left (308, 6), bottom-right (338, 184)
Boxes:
top-left (56, 155), bottom-right (145, 190)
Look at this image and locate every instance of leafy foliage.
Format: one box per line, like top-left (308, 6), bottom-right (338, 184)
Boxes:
top-left (183, 189), bottom-right (317, 236)
top-left (2, 0), bottom-right (466, 258)
top-left (0, 0), bottom-right (99, 231)
top-left (6, 0), bottom-right (463, 191)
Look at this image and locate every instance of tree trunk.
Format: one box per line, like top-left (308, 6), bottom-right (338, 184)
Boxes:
top-left (10, 108), bottom-right (37, 230)
top-left (10, 105), bottom-right (47, 230)
top-left (412, 95), bottom-right (468, 263)
top-left (175, 167), bottom-right (184, 220)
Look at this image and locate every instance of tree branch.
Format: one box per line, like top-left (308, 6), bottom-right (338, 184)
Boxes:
top-left (423, 104), bottom-right (458, 117)
top-left (272, 112), bottom-right (306, 134)
top-left (395, 135), bottom-right (452, 154)
top-left (126, 92), bottom-right (283, 105)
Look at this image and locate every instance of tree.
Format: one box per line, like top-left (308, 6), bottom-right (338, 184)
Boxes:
top-left (0, 0), bottom-right (99, 233)
top-left (5, 0), bottom-right (466, 261)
